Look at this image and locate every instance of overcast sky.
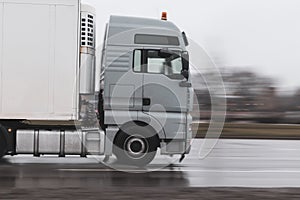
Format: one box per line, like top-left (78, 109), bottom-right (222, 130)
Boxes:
top-left (83, 0), bottom-right (300, 91)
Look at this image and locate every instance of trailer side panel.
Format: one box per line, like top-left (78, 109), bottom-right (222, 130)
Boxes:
top-left (0, 0), bottom-right (80, 120)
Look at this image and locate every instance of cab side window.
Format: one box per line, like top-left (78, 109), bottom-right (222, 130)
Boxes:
top-left (133, 49), bottom-right (184, 79)
top-left (133, 50), bottom-right (142, 72)
top-left (147, 50), bottom-right (166, 74)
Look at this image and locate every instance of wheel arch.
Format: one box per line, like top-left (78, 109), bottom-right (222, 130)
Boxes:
top-left (113, 120), bottom-right (162, 148)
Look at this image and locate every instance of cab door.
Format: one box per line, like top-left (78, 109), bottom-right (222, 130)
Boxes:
top-left (133, 49), bottom-right (190, 113)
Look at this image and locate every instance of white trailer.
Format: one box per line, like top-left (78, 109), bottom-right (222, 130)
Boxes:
top-left (0, 0), bottom-right (194, 166)
top-left (0, 0), bottom-right (94, 120)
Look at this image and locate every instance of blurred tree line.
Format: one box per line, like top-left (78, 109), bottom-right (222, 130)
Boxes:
top-left (192, 68), bottom-right (300, 124)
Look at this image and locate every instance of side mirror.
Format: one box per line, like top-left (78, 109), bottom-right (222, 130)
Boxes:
top-left (181, 52), bottom-right (189, 80)
top-left (182, 32), bottom-right (189, 47)
top-left (182, 52), bottom-right (189, 71)
top-left (181, 70), bottom-right (189, 80)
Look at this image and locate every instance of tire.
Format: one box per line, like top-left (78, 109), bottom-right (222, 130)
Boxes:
top-left (113, 123), bottom-right (159, 167)
top-left (0, 125), bottom-right (8, 159)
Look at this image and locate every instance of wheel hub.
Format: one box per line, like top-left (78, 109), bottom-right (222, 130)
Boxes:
top-left (126, 137), bottom-right (147, 158)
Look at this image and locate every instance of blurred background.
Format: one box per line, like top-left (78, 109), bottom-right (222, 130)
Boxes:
top-left (192, 67), bottom-right (300, 124)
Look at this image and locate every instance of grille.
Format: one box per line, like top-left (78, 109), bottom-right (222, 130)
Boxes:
top-left (81, 13), bottom-right (95, 48)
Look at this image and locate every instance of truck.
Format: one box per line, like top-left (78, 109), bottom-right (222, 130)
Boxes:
top-left (0, 0), bottom-right (194, 166)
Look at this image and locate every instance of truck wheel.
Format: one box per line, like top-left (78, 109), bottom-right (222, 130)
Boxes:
top-left (0, 125), bottom-right (8, 159)
top-left (113, 124), bottom-right (159, 167)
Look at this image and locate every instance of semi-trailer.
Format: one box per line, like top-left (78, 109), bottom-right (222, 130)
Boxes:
top-left (0, 0), bottom-right (193, 166)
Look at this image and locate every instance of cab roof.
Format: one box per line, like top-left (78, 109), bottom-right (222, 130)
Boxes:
top-left (106, 15), bottom-right (185, 48)
top-left (109, 15), bottom-right (181, 32)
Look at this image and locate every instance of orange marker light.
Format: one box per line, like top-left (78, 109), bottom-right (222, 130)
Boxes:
top-left (161, 12), bottom-right (167, 21)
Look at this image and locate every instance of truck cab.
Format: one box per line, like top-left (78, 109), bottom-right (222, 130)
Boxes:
top-left (100, 15), bottom-right (193, 166)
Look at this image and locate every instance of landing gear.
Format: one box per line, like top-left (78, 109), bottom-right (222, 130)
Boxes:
top-left (113, 124), bottom-right (159, 167)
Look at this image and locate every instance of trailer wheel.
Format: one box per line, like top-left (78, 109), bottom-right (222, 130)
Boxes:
top-left (0, 125), bottom-right (8, 159)
top-left (113, 123), bottom-right (159, 167)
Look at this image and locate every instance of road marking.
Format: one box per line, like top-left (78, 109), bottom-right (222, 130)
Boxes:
top-left (57, 168), bottom-right (300, 173)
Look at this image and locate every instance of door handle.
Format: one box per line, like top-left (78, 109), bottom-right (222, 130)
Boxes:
top-left (143, 98), bottom-right (151, 106)
top-left (179, 81), bottom-right (192, 88)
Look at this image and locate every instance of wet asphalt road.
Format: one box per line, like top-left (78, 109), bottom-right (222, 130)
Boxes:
top-left (2, 139), bottom-right (300, 199)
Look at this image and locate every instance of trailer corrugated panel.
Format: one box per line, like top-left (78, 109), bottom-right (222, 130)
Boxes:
top-left (0, 0), bottom-right (80, 120)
